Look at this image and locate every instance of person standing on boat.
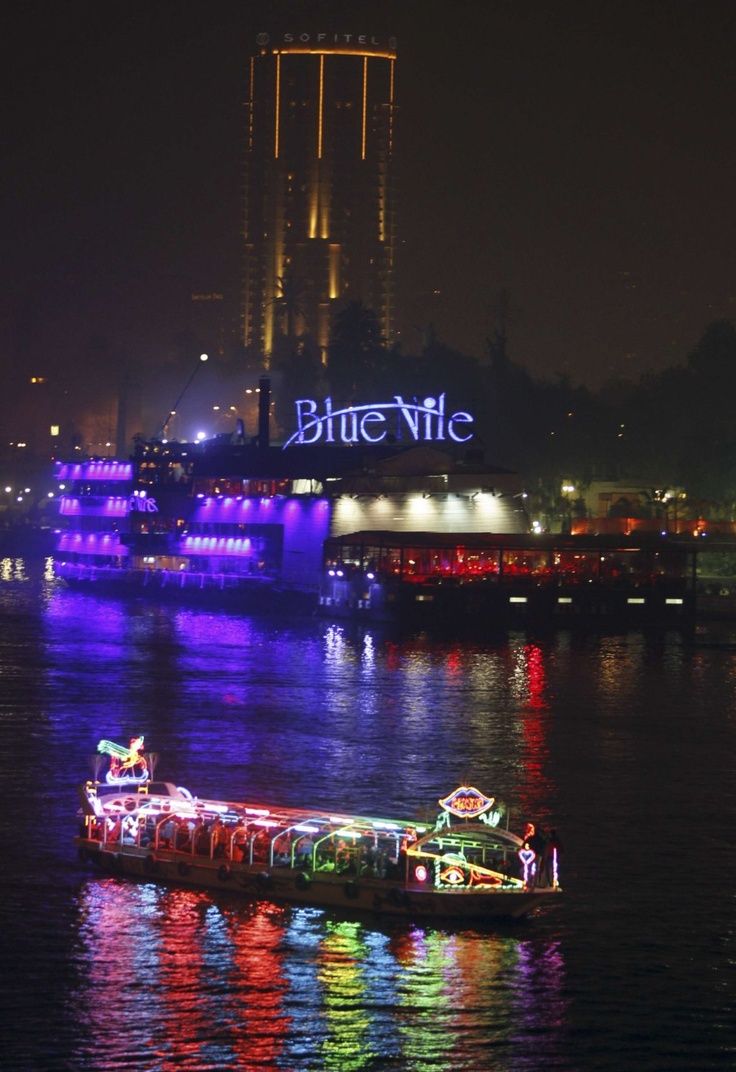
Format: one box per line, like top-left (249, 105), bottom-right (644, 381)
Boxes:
top-left (106, 815), bottom-right (122, 845)
top-left (335, 840), bottom-right (350, 871)
top-left (175, 819), bottom-right (192, 852)
top-left (211, 818), bottom-right (227, 858)
top-left (159, 816), bottom-right (176, 849)
top-left (192, 818), bottom-right (208, 855)
top-left (528, 826), bottom-right (547, 886)
top-left (296, 835), bottom-right (314, 868)
top-left (231, 819), bottom-right (247, 861)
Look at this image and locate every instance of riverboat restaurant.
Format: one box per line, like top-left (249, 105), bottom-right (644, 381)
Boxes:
top-left (320, 530), bottom-right (698, 625)
top-left (52, 384), bottom-right (700, 626)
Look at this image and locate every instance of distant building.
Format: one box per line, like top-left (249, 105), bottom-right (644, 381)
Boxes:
top-left (190, 291), bottom-right (229, 360)
top-left (241, 28), bottom-right (397, 362)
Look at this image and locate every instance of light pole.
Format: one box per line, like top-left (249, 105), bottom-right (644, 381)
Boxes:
top-left (158, 354), bottom-right (209, 439)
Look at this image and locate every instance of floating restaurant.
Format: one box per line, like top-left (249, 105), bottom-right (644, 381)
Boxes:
top-left (52, 385), bottom-right (699, 627)
top-left (320, 530), bottom-right (697, 625)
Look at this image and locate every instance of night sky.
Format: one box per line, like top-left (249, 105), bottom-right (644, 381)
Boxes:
top-left (3, 0), bottom-right (736, 423)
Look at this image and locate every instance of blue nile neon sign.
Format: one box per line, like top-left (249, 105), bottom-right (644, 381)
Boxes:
top-left (283, 393), bottom-right (474, 449)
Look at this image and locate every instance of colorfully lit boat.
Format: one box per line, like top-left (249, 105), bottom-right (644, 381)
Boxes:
top-left (76, 741), bottom-right (562, 921)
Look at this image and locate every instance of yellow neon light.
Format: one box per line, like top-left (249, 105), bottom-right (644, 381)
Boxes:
top-left (318, 305), bottom-right (329, 356)
top-left (405, 847), bottom-right (524, 887)
top-left (274, 48), bottom-right (396, 60)
top-left (361, 56), bottom-right (368, 160)
top-left (309, 185), bottom-right (318, 239)
top-left (389, 58), bottom-right (395, 152)
top-left (317, 54), bottom-right (324, 159)
top-left (274, 53), bottom-right (281, 158)
top-left (328, 244), bottom-right (340, 298)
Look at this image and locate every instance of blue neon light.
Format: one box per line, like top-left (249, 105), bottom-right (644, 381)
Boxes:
top-left (283, 393), bottom-right (474, 448)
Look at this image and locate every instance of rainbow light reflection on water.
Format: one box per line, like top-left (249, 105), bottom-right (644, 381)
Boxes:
top-left (69, 880), bottom-right (567, 1071)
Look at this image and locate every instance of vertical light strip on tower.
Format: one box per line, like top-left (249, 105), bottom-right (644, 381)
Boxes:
top-left (248, 57), bottom-right (255, 149)
top-left (274, 52), bottom-right (281, 158)
top-left (389, 58), bottom-right (395, 152)
top-left (329, 244), bottom-right (340, 299)
top-left (317, 54), bottom-right (325, 159)
top-left (361, 56), bottom-right (368, 160)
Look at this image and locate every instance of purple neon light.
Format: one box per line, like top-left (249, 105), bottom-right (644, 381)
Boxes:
top-left (56, 533), bottom-right (128, 554)
top-left (182, 536), bottom-right (253, 557)
top-left (55, 461), bottom-right (133, 482)
top-left (59, 496), bottom-right (129, 517)
top-left (194, 496), bottom-right (327, 521)
top-left (519, 847), bottom-right (535, 885)
top-left (188, 496), bottom-right (330, 584)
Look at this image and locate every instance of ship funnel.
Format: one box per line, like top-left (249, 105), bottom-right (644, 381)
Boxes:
top-left (258, 376), bottom-right (270, 449)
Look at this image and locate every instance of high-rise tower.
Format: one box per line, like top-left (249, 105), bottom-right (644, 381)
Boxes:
top-left (241, 26), bottom-right (397, 364)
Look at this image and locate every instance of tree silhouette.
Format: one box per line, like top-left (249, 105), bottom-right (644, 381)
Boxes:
top-left (327, 301), bottom-right (389, 400)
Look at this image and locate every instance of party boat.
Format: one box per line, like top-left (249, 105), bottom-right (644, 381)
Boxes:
top-left (76, 740), bottom-right (562, 921)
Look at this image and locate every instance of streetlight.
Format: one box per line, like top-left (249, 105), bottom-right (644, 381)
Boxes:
top-left (158, 353), bottom-right (209, 439)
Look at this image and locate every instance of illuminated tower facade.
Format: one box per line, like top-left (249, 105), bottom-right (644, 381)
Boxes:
top-left (241, 28), bottom-right (397, 363)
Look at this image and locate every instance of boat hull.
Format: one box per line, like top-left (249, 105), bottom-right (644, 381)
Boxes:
top-left (77, 839), bottom-right (558, 921)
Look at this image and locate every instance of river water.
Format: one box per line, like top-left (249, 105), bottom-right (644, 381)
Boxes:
top-left (1, 557), bottom-right (734, 1071)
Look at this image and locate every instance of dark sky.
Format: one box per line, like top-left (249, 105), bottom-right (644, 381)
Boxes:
top-left (3, 0), bottom-right (736, 400)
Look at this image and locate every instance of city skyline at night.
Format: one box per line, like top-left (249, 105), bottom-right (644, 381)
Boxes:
top-left (241, 26), bottom-right (397, 360)
top-left (3, 0), bottom-right (736, 453)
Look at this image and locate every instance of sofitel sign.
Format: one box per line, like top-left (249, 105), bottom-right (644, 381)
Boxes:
top-left (257, 32), bottom-right (397, 49)
top-left (283, 394), bottom-right (474, 449)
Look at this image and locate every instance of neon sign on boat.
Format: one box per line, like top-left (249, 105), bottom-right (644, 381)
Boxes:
top-left (283, 393), bottom-right (474, 448)
top-left (439, 785), bottom-right (494, 819)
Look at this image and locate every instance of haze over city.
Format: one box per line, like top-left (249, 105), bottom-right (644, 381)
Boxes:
top-left (3, 0), bottom-right (735, 446)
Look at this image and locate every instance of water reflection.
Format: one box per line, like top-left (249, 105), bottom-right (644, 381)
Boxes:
top-left (70, 881), bottom-right (567, 1071)
top-left (318, 920), bottom-right (373, 1070)
top-left (514, 644), bottom-right (556, 823)
top-left (38, 587), bottom-right (564, 841)
top-left (510, 939), bottom-right (569, 1071)
top-left (6, 569), bottom-right (736, 1071)
top-left (0, 555), bottom-right (29, 582)
top-left (227, 903), bottom-right (291, 1069)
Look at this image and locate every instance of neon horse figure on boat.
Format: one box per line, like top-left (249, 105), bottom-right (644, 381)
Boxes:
top-left (97, 735), bottom-right (149, 786)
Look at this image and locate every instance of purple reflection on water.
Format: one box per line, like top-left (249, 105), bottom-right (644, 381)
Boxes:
top-left (0, 572), bottom-right (730, 1072)
top-left (508, 937), bottom-right (569, 1068)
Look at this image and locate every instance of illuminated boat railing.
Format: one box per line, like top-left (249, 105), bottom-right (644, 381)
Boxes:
top-left (90, 787), bottom-right (427, 865)
top-left (55, 562), bottom-right (279, 591)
